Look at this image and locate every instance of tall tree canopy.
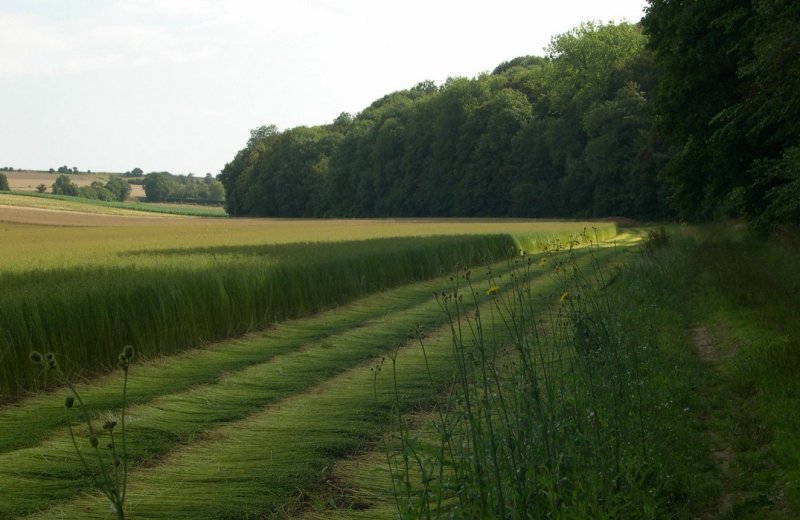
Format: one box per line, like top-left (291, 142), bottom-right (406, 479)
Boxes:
top-left (643, 0), bottom-right (800, 226)
top-left (220, 22), bottom-right (672, 220)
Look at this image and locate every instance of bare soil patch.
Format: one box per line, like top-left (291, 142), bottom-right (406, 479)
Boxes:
top-left (692, 323), bottom-right (740, 363)
top-left (692, 324), bottom-right (740, 518)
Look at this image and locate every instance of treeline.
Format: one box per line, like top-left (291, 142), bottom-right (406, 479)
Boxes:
top-left (221, 22), bottom-right (671, 219)
top-left (141, 172), bottom-right (225, 203)
top-left (221, 5), bottom-right (799, 226)
top-left (643, 0), bottom-right (800, 227)
top-left (51, 174), bottom-right (131, 202)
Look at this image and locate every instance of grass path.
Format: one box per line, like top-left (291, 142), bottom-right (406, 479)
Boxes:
top-left (2, 242), bottom-right (630, 519)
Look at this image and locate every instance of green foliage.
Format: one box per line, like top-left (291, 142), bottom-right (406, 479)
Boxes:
top-left (51, 174), bottom-right (79, 196)
top-left (220, 22), bottom-right (671, 220)
top-left (48, 175), bottom-right (132, 203)
top-left (35, 184), bottom-right (47, 193)
top-left (386, 236), bottom-right (691, 517)
top-left (79, 180), bottom-right (117, 201)
top-left (142, 171), bottom-right (225, 203)
top-left (643, 0), bottom-right (800, 226)
top-left (104, 176), bottom-right (132, 202)
top-left (0, 172), bottom-right (9, 191)
top-left (142, 171), bottom-right (172, 201)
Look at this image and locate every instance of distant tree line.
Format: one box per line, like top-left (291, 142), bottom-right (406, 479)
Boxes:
top-left (50, 174), bottom-right (131, 202)
top-left (142, 172), bottom-right (225, 203)
top-left (221, 22), bottom-right (671, 219)
top-left (49, 166), bottom-right (89, 174)
top-left (123, 167), bottom-right (144, 177)
top-left (221, 9), bottom-right (799, 228)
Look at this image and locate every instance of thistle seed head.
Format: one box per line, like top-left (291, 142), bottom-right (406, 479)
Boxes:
top-left (122, 345), bottom-right (135, 360)
top-left (64, 396), bottom-right (75, 409)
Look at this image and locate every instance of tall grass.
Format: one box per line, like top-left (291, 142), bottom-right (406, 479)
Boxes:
top-left (0, 235), bottom-right (517, 400)
top-left (386, 232), bottom-right (689, 518)
top-left (12, 243), bottom-right (626, 519)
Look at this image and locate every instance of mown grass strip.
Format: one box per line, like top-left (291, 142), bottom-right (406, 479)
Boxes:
top-left (0, 254), bottom-right (540, 516)
top-left (0, 272), bottom-right (467, 454)
top-left (21, 245), bottom-right (628, 519)
top-left (0, 192), bottom-right (227, 217)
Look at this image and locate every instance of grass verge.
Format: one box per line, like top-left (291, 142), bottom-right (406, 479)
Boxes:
top-left (0, 192), bottom-right (227, 217)
top-left (302, 225), bottom-right (800, 519)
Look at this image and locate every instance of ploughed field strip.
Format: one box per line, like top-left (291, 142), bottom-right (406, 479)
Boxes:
top-left (1, 245), bottom-right (625, 519)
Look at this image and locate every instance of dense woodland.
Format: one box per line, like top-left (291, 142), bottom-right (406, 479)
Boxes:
top-left (220, 1), bottom-right (799, 227)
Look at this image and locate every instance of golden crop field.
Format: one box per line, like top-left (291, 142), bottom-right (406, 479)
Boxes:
top-left (0, 202), bottom-right (611, 272)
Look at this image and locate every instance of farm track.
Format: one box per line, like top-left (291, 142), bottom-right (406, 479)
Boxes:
top-left (1, 245), bottom-right (626, 519)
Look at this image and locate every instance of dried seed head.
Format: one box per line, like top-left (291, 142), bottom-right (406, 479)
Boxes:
top-left (122, 345), bottom-right (135, 360)
top-left (64, 396), bottom-right (75, 409)
top-left (89, 435), bottom-right (99, 448)
top-left (103, 420), bottom-right (117, 431)
top-left (30, 351), bottom-right (43, 364)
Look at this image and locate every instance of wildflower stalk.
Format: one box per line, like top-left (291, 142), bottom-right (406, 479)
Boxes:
top-left (30, 346), bottom-right (134, 520)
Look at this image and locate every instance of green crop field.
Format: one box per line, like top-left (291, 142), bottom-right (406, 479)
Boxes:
top-left (5, 205), bottom-right (796, 519)
top-left (0, 205), bottom-right (637, 518)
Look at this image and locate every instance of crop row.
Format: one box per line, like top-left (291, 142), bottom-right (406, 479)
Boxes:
top-left (1, 235), bottom-right (517, 400)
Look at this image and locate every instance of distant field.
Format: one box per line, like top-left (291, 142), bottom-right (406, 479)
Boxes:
top-left (0, 204), bottom-right (614, 271)
top-left (0, 191), bottom-right (227, 219)
top-left (4, 170), bottom-right (146, 198)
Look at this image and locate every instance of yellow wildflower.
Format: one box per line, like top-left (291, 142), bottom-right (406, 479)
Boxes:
top-left (559, 291), bottom-right (570, 303)
top-left (486, 286), bottom-right (498, 296)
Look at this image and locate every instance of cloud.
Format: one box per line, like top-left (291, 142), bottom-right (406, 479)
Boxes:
top-left (0, 3), bottom-right (225, 80)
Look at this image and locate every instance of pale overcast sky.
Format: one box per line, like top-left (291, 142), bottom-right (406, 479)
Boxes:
top-left (0, 0), bottom-right (647, 175)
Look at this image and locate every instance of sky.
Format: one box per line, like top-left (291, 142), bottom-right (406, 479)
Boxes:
top-left (0, 0), bottom-right (648, 176)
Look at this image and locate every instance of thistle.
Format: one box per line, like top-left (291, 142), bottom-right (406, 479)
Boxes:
top-left (31, 346), bottom-right (135, 520)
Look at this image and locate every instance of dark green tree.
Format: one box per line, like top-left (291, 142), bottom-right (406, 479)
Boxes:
top-left (142, 172), bottom-right (174, 202)
top-left (79, 181), bottom-right (116, 201)
top-left (52, 174), bottom-right (79, 196)
top-left (643, 0), bottom-right (799, 225)
top-left (105, 176), bottom-right (132, 202)
top-left (0, 173), bottom-right (9, 191)
top-left (220, 22), bottom-right (671, 220)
